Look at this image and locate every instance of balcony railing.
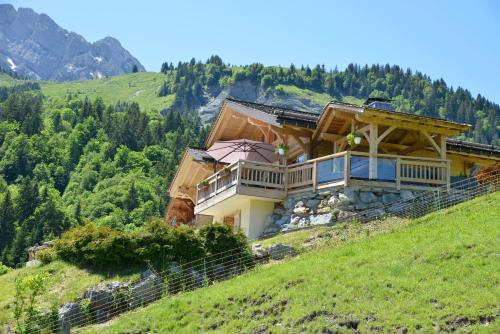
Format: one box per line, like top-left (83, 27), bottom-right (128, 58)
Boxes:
top-left (196, 160), bottom-right (286, 205)
top-left (195, 152), bottom-right (450, 206)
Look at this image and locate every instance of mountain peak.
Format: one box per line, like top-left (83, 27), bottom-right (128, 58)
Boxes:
top-left (0, 4), bottom-right (144, 81)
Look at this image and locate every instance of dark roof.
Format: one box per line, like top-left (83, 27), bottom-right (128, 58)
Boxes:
top-left (187, 147), bottom-right (214, 162)
top-left (446, 139), bottom-right (500, 157)
top-left (226, 98), bottom-right (319, 128)
top-left (364, 97), bottom-right (393, 104)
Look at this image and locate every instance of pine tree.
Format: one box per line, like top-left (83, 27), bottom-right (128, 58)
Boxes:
top-left (0, 190), bottom-right (16, 253)
top-left (132, 64), bottom-right (139, 73)
top-left (74, 201), bottom-right (83, 225)
top-left (16, 177), bottom-right (38, 222)
top-left (124, 182), bottom-right (140, 212)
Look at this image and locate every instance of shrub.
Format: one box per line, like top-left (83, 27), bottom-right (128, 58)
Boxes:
top-left (135, 220), bottom-right (205, 269)
top-left (135, 219), bottom-right (174, 270)
top-left (36, 248), bottom-right (56, 265)
top-left (199, 224), bottom-right (250, 257)
top-left (199, 224), bottom-right (253, 270)
top-left (170, 225), bottom-right (205, 264)
top-left (54, 221), bottom-right (251, 272)
top-left (0, 262), bottom-right (11, 276)
top-left (14, 272), bottom-right (49, 333)
top-left (54, 223), bottom-right (138, 268)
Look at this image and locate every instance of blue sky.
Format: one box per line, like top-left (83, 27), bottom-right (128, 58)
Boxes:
top-left (8, 0), bottom-right (500, 103)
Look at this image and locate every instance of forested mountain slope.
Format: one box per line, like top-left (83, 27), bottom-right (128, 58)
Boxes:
top-left (0, 57), bottom-right (498, 268)
top-left (0, 78), bottom-right (207, 267)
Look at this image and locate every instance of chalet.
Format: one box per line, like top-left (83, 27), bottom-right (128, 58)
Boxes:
top-left (166, 98), bottom-right (500, 238)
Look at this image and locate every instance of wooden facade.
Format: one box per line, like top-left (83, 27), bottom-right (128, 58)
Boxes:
top-left (166, 98), bottom-right (500, 231)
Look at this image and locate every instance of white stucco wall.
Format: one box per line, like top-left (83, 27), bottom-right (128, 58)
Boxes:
top-left (210, 197), bottom-right (274, 239)
top-left (246, 200), bottom-right (275, 239)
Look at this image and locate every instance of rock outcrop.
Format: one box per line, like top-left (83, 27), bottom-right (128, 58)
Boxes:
top-left (0, 4), bottom-right (144, 81)
top-left (197, 79), bottom-right (324, 123)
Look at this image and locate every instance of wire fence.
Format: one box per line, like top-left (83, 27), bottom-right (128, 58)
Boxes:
top-left (19, 170), bottom-right (500, 334)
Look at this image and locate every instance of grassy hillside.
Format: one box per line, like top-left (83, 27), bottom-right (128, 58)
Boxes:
top-left (3, 71), bottom-right (374, 120)
top-left (0, 261), bottom-right (141, 329)
top-left (80, 192), bottom-right (500, 333)
top-left (40, 72), bottom-right (174, 115)
top-left (0, 72), bottom-right (19, 86)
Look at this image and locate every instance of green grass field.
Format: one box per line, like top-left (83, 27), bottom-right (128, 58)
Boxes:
top-left (39, 72), bottom-right (174, 116)
top-left (79, 192), bottom-right (500, 333)
top-left (0, 261), bottom-right (141, 330)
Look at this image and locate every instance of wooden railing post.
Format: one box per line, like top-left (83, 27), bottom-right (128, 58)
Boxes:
top-left (312, 161), bottom-right (317, 192)
top-left (446, 161), bottom-right (451, 192)
top-left (396, 157), bottom-right (401, 190)
top-left (344, 152), bottom-right (350, 186)
top-left (195, 185), bottom-right (199, 205)
top-left (236, 160), bottom-right (242, 186)
top-left (283, 165), bottom-right (288, 195)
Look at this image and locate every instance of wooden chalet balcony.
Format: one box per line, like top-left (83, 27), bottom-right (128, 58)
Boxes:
top-left (194, 152), bottom-right (450, 212)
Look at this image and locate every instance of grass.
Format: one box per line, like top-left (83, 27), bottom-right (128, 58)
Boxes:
top-left (255, 216), bottom-right (411, 252)
top-left (275, 84), bottom-right (333, 107)
top-left (341, 95), bottom-right (365, 105)
top-left (0, 261), bottom-right (141, 330)
top-left (0, 73), bottom-right (21, 86)
top-left (80, 192), bottom-right (500, 333)
top-left (39, 72), bottom-right (174, 116)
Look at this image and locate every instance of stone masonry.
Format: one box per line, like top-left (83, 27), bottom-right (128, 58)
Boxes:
top-left (262, 186), bottom-right (418, 236)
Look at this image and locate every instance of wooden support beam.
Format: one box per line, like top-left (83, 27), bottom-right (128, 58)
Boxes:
top-left (338, 119), bottom-right (352, 135)
top-left (319, 133), bottom-right (344, 143)
top-left (420, 130), bottom-right (441, 155)
top-left (439, 135), bottom-right (447, 160)
top-left (290, 133), bottom-right (307, 151)
top-left (397, 131), bottom-right (412, 145)
top-left (313, 110), bottom-right (335, 140)
top-left (256, 125), bottom-right (269, 143)
top-left (338, 140), bottom-right (348, 152)
top-left (377, 126), bottom-right (396, 144)
top-left (359, 126), bottom-right (370, 142)
top-left (401, 141), bottom-right (429, 155)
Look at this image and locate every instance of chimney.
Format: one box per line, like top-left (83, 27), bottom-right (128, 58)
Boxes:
top-left (364, 97), bottom-right (395, 111)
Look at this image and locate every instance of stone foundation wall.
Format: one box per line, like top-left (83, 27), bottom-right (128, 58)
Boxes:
top-left (262, 186), bottom-right (420, 236)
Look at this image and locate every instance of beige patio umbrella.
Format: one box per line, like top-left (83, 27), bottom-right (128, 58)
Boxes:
top-left (206, 139), bottom-right (278, 167)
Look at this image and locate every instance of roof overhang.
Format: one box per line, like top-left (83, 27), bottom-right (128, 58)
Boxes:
top-left (205, 99), bottom-right (317, 148)
top-left (315, 102), bottom-right (471, 138)
top-left (168, 148), bottom-right (216, 200)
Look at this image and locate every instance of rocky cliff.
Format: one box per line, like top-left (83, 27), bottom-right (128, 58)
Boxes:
top-left (0, 4), bottom-right (144, 81)
top-left (198, 80), bottom-right (324, 122)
